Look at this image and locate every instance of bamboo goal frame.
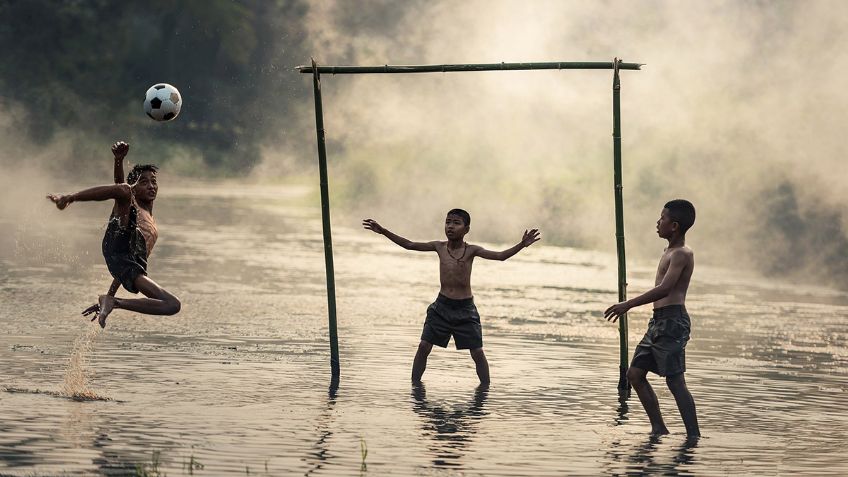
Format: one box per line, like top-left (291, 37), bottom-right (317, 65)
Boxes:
top-left (298, 58), bottom-right (641, 397)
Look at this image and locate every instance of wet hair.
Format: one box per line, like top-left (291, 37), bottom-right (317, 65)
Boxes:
top-left (664, 199), bottom-right (696, 234)
top-left (446, 208), bottom-right (471, 227)
top-left (127, 164), bottom-right (159, 184)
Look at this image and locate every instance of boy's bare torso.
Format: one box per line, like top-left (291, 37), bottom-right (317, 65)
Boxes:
top-left (653, 246), bottom-right (694, 308)
top-left (136, 206), bottom-right (158, 254)
top-left (435, 241), bottom-right (475, 299)
top-left (111, 198), bottom-right (158, 255)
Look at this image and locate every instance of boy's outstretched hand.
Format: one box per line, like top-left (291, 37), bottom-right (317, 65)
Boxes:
top-left (362, 218), bottom-right (385, 235)
top-left (521, 228), bottom-right (541, 247)
top-left (46, 193), bottom-right (72, 210)
top-left (604, 302), bottom-right (631, 322)
top-left (111, 141), bottom-right (129, 160)
top-left (82, 303), bottom-right (100, 321)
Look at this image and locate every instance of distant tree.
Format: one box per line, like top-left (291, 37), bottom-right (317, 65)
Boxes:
top-left (0, 0), bottom-right (308, 172)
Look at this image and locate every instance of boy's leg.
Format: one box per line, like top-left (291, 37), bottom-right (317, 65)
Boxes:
top-left (96, 275), bottom-right (181, 327)
top-left (627, 366), bottom-right (669, 435)
top-left (412, 340), bottom-right (434, 383)
top-left (470, 348), bottom-right (490, 386)
top-left (666, 373), bottom-right (700, 437)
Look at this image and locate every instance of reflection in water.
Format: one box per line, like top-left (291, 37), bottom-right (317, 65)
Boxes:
top-left (305, 377), bottom-right (341, 477)
top-left (605, 433), bottom-right (700, 475)
top-left (411, 384), bottom-right (489, 467)
top-left (614, 397), bottom-right (630, 427)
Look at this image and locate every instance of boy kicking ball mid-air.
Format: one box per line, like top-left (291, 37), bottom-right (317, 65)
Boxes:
top-left (363, 209), bottom-right (540, 386)
top-left (604, 199), bottom-right (700, 438)
top-left (47, 141), bottom-right (181, 328)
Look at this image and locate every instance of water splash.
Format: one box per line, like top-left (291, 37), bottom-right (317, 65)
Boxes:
top-left (60, 326), bottom-right (106, 400)
top-left (3, 386), bottom-right (113, 402)
top-left (1, 326), bottom-right (113, 402)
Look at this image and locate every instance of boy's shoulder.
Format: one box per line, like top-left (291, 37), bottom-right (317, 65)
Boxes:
top-left (665, 245), bottom-right (694, 261)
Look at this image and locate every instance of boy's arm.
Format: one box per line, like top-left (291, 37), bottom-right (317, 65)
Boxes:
top-left (107, 278), bottom-right (121, 296)
top-left (473, 229), bottom-right (540, 261)
top-left (112, 141), bottom-right (129, 184)
top-left (362, 219), bottom-right (436, 252)
top-left (47, 183), bottom-right (132, 210)
top-left (604, 249), bottom-right (690, 322)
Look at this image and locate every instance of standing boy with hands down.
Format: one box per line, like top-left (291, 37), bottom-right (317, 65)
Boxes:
top-left (363, 209), bottom-right (540, 386)
top-left (604, 199), bottom-right (700, 438)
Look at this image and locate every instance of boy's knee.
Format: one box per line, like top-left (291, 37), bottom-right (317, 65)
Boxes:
top-left (416, 341), bottom-right (433, 355)
top-left (165, 294), bottom-right (181, 315)
top-left (626, 367), bottom-right (647, 384)
top-left (470, 348), bottom-right (486, 361)
top-left (665, 373), bottom-right (685, 389)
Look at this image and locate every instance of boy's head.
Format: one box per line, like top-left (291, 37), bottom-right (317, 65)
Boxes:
top-left (658, 199), bottom-right (695, 238)
top-left (128, 164), bottom-right (159, 202)
top-left (445, 208), bottom-right (470, 240)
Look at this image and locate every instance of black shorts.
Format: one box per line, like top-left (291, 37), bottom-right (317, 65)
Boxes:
top-left (630, 304), bottom-right (691, 377)
top-left (421, 294), bottom-right (483, 350)
top-left (101, 211), bottom-right (148, 294)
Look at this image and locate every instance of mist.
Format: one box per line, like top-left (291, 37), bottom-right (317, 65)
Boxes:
top-left (282, 0), bottom-right (848, 288)
top-left (1, 0), bottom-right (846, 289)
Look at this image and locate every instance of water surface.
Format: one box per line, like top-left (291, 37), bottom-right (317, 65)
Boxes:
top-left (1, 182), bottom-right (846, 475)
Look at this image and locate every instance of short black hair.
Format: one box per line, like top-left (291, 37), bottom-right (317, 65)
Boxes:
top-left (664, 199), bottom-right (696, 234)
top-left (447, 208), bottom-right (470, 227)
top-left (127, 164), bottom-right (159, 184)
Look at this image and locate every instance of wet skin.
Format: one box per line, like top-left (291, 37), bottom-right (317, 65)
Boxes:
top-left (47, 142), bottom-right (180, 328)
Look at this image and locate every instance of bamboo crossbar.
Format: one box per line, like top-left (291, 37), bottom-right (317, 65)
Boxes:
top-left (297, 61), bottom-right (642, 74)
top-left (304, 56), bottom-right (640, 393)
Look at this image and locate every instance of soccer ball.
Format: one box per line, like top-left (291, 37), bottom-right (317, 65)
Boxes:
top-left (144, 83), bottom-right (182, 121)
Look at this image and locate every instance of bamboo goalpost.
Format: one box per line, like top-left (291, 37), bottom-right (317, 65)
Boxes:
top-left (298, 59), bottom-right (641, 397)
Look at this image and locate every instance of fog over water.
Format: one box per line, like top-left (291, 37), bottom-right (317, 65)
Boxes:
top-left (279, 0), bottom-right (848, 289)
top-left (1, 3), bottom-right (846, 285)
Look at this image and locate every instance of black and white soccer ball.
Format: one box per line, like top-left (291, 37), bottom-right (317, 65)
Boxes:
top-left (143, 83), bottom-right (182, 121)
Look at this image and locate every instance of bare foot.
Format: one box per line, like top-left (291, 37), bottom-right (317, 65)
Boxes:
top-left (650, 427), bottom-right (670, 436)
top-left (96, 295), bottom-right (115, 329)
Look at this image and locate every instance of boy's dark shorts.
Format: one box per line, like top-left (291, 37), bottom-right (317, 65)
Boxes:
top-left (102, 218), bottom-right (148, 294)
top-left (630, 304), bottom-right (691, 377)
top-left (421, 294), bottom-right (483, 350)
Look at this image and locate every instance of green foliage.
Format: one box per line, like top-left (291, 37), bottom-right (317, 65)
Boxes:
top-left (0, 0), bottom-right (309, 173)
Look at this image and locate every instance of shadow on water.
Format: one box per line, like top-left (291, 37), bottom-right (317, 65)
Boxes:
top-left (410, 383), bottom-right (489, 468)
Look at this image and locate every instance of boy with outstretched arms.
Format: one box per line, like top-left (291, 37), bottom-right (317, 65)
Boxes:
top-left (79, 141), bottom-right (131, 317)
top-left (47, 141), bottom-right (180, 328)
top-left (604, 199), bottom-right (700, 437)
top-left (363, 209), bottom-right (540, 385)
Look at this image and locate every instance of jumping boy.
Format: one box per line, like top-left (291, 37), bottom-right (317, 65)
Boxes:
top-left (363, 209), bottom-right (540, 385)
top-left (604, 199), bottom-right (700, 437)
top-left (47, 141), bottom-right (181, 328)
top-left (79, 141), bottom-right (132, 320)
